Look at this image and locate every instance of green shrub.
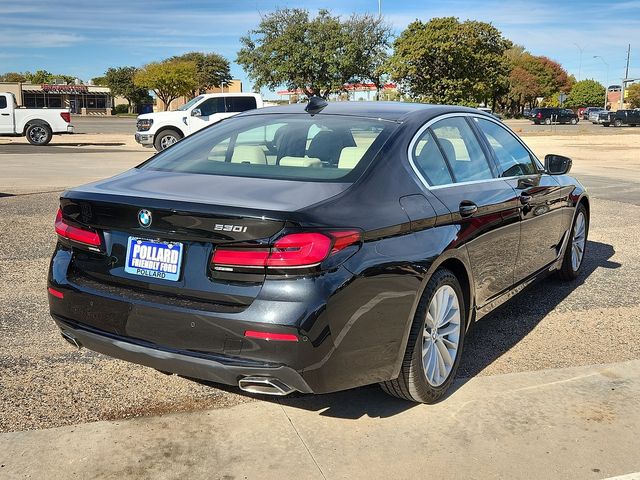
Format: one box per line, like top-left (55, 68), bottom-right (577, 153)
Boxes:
top-left (114, 104), bottom-right (129, 114)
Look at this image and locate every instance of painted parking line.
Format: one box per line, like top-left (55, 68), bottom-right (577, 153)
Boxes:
top-left (603, 473), bottom-right (640, 480)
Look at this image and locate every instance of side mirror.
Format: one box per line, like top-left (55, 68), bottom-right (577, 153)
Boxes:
top-left (544, 154), bottom-right (572, 175)
top-left (191, 108), bottom-right (202, 117)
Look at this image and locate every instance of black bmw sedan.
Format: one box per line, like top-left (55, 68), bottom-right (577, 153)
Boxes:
top-left (48, 100), bottom-right (589, 403)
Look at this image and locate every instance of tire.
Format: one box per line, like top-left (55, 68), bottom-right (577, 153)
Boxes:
top-left (154, 129), bottom-right (181, 151)
top-left (557, 204), bottom-right (589, 281)
top-left (602, 123), bottom-right (610, 127)
top-left (544, 118), bottom-right (552, 125)
top-left (25, 123), bottom-right (52, 146)
top-left (570, 118), bottom-right (578, 125)
top-left (380, 268), bottom-right (467, 403)
top-left (614, 119), bottom-right (623, 127)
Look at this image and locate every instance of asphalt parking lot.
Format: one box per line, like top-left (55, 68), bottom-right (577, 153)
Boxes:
top-left (1, 124), bottom-right (639, 478)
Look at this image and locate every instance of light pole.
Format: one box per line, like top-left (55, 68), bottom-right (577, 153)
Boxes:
top-left (593, 55), bottom-right (609, 109)
top-left (574, 43), bottom-right (584, 81)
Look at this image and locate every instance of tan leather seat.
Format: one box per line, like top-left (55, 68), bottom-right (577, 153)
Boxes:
top-left (338, 146), bottom-right (367, 169)
top-left (231, 146), bottom-right (267, 164)
top-left (279, 156), bottom-right (322, 168)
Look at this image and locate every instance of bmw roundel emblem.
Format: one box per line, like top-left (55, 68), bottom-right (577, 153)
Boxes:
top-left (138, 209), bottom-right (152, 228)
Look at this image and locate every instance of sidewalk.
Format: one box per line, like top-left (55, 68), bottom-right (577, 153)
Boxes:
top-left (2, 360), bottom-right (639, 480)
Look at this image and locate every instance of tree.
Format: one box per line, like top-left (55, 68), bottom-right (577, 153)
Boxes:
top-left (238, 8), bottom-right (389, 98)
top-left (342, 14), bottom-right (393, 99)
top-left (24, 70), bottom-right (54, 84)
top-left (565, 79), bottom-right (606, 108)
top-left (91, 76), bottom-right (107, 86)
top-left (388, 17), bottom-right (512, 106)
top-left (134, 60), bottom-right (198, 111)
top-left (627, 83), bottom-right (640, 108)
top-left (104, 67), bottom-right (149, 113)
top-left (0, 72), bottom-right (27, 82)
top-left (171, 52), bottom-right (232, 96)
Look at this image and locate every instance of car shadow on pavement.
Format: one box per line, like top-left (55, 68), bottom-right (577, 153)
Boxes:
top-left (203, 240), bottom-right (619, 420)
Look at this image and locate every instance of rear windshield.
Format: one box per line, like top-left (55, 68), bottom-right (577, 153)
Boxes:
top-left (140, 114), bottom-right (395, 182)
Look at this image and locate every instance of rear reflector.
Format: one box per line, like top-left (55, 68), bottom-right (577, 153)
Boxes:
top-left (212, 230), bottom-right (361, 269)
top-left (48, 287), bottom-right (64, 299)
top-left (60, 112), bottom-right (71, 123)
top-left (244, 330), bottom-right (299, 342)
top-left (55, 208), bottom-right (101, 247)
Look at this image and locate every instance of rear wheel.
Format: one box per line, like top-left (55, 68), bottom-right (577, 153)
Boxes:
top-left (154, 129), bottom-right (181, 151)
top-left (614, 119), bottom-right (623, 127)
top-left (380, 269), bottom-right (466, 403)
top-left (26, 123), bottom-right (52, 145)
top-left (602, 123), bottom-right (610, 127)
top-left (570, 118), bottom-right (578, 125)
top-left (557, 204), bottom-right (588, 280)
top-left (544, 118), bottom-right (552, 125)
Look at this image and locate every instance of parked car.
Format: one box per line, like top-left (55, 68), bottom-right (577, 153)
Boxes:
top-left (600, 109), bottom-right (640, 127)
top-left (49, 101), bottom-right (589, 404)
top-left (588, 108), bottom-right (608, 123)
top-left (582, 107), bottom-right (605, 121)
top-left (530, 107), bottom-right (579, 125)
top-left (0, 92), bottom-right (73, 145)
top-left (135, 93), bottom-right (264, 151)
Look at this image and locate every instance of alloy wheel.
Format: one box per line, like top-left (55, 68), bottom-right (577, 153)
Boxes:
top-left (422, 285), bottom-right (461, 387)
top-left (571, 211), bottom-right (586, 271)
top-left (160, 135), bottom-right (178, 149)
top-left (29, 126), bottom-right (47, 144)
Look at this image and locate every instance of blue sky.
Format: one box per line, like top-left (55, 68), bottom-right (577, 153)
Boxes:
top-left (1, 0), bottom-right (638, 99)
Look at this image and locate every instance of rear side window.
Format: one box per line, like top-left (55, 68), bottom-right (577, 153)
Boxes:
top-left (474, 118), bottom-right (537, 177)
top-left (0, 96), bottom-right (7, 109)
top-left (141, 114), bottom-right (393, 182)
top-left (430, 117), bottom-right (494, 183)
top-left (226, 96), bottom-right (257, 113)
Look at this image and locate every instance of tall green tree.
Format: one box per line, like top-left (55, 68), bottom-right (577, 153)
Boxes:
top-left (134, 60), bottom-right (198, 111)
top-left (237, 8), bottom-right (390, 98)
top-left (388, 17), bottom-right (512, 105)
top-left (91, 76), bottom-right (107, 86)
top-left (24, 70), bottom-right (77, 84)
top-left (565, 79), bottom-right (606, 108)
top-left (171, 52), bottom-right (232, 96)
top-left (104, 67), bottom-right (149, 113)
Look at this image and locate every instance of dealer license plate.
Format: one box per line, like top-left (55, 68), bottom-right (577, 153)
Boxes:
top-left (124, 237), bottom-right (183, 282)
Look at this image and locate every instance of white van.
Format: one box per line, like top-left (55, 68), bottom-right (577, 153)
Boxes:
top-left (135, 93), bottom-right (264, 151)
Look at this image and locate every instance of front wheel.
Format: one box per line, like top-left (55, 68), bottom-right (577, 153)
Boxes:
top-left (154, 129), bottom-right (181, 151)
top-left (380, 268), bottom-right (466, 403)
top-left (614, 119), bottom-right (623, 127)
top-left (557, 204), bottom-right (589, 280)
top-left (570, 118), bottom-right (578, 125)
top-left (26, 123), bottom-right (52, 145)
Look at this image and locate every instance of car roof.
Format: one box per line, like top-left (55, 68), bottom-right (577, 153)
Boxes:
top-left (239, 101), bottom-right (489, 122)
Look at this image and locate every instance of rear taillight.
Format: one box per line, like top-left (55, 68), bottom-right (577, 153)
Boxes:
top-left (60, 112), bottom-right (71, 123)
top-left (55, 208), bottom-right (101, 247)
top-left (211, 230), bottom-right (361, 270)
top-left (537, 112), bottom-right (542, 119)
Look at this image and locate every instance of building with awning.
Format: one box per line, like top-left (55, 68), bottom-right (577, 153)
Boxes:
top-left (1, 81), bottom-right (114, 115)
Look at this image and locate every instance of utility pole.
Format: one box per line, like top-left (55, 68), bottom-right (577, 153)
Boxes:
top-left (574, 43), bottom-right (584, 81)
top-left (594, 55), bottom-right (609, 108)
top-left (620, 44), bottom-right (631, 110)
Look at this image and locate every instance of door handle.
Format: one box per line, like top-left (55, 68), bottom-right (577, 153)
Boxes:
top-left (459, 201), bottom-right (478, 217)
top-left (520, 194), bottom-right (532, 205)
top-left (0, 113), bottom-right (10, 116)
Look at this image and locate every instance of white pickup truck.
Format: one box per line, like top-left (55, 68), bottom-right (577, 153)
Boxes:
top-left (0, 92), bottom-right (73, 145)
top-left (135, 92), bottom-right (264, 151)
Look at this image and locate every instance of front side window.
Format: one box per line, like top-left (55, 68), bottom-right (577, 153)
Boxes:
top-left (198, 97), bottom-right (225, 116)
top-left (430, 117), bottom-right (494, 183)
top-left (474, 118), bottom-right (537, 177)
top-left (141, 114), bottom-right (394, 182)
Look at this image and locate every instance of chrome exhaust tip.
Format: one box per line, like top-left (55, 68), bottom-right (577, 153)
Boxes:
top-left (238, 376), bottom-right (295, 396)
top-left (61, 331), bottom-right (82, 349)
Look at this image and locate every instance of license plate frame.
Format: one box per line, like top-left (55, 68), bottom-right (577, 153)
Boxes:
top-left (124, 236), bottom-right (184, 282)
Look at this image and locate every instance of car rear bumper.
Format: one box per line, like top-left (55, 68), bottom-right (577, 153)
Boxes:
top-left (53, 314), bottom-right (313, 394)
top-left (135, 132), bottom-right (154, 146)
